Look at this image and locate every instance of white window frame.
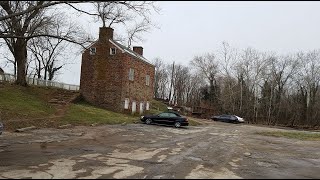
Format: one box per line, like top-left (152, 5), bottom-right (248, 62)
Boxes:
top-left (146, 75), bottom-right (150, 86)
top-left (124, 98), bottom-right (129, 109)
top-left (140, 102), bottom-right (144, 114)
top-left (129, 68), bottom-right (134, 81)
top-left (146, 101), bottom-right (150, 110)
top-left (132, 101), bottom-right (136, 113)
top-left (90, 47), bottom-right (96, 55)
top-left (110, 48), bottom-right (116, 55)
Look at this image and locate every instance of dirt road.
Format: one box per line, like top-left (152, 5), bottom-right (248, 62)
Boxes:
top-left (0, 120), bottom-right (319, 179)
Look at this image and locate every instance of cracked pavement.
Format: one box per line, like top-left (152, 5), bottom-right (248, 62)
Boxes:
top-left (0, 120), bottom-right (320, 179)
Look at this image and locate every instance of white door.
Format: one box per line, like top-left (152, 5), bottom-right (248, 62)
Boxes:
top-left (140, 102), bottom-right (144, 114)
top-left (132, 101), bottom-right (136, 113)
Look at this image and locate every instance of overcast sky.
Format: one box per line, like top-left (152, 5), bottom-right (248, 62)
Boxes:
top-left (5, 1), bottom-right (320, 85)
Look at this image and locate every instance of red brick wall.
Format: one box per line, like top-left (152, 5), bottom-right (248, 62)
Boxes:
top-left (133, 46), bottom-right (143, 56)
top-left (120, 54), bottom-right (155, 114)
top-left (80, 27), bottom-right (155, 113)
top-left (80, 41), bottom-right (124, 112)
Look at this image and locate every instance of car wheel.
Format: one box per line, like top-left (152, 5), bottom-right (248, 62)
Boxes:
top-left (145, 119), bottom-right (152, 125)
top-left (174, 121), bottom-right (181, 128)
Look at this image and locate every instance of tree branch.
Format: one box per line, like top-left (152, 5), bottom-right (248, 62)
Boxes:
top-left (0, 1), bottom-right (89, 21)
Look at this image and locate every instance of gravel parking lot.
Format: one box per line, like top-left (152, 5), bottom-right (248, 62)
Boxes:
top-left (0, 119), bottom-right (320, 179)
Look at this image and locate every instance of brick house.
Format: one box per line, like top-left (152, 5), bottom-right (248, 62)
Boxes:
top-left (80, 27), bottom-right (155, 114)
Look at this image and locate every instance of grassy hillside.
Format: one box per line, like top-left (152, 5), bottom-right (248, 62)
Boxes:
top-left (0, 84), bottom-right (139, 130)
top-left (149, 99), bottom-right (168, 114)
top-left (62, 101), bottom-right (138, 125)
top-left (0, 84), bottom-right (55, 121)
top-left (0, 84), bottom-right (201, 131)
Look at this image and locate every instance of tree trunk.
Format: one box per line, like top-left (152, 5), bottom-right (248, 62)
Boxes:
top-left (168, 62), bottom-right (175, 104)
top-left (14, 39), bottom-right (28, 86)
top-left (44, 66), bottom-right (48, 80)
top-left (37, 60), bottom-right (41, 79)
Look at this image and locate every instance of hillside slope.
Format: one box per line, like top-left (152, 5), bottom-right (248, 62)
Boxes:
top-left (0, 84), bottom-right (201, 131)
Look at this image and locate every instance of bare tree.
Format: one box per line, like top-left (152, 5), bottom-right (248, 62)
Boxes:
top-left (89, 1), bottom-right (159, 48)
top-left (0, 1), bottom-right (88, 86)
top-left (168, 61), bottom-right (175, 104)
top-left (92, 2), bottom-right (132, 27)
top-left (27, 12), bottom-right (79, 81)
top-left (171, 64), bottom-right (190, 106)
top-left (294, 51), bottom-right (320, 126)
top-left (190, 53), bottom-right (220, 105)
top-left (218, 41), bottom-right (239, 113)
top-left (0, 1), bottom-right (160, 86)
top-left (153, 57), bottom-right (164, 99)
top-left (126, 18), bottom-right (152, 48)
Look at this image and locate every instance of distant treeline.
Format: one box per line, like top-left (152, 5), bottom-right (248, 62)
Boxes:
top-left (153, 42), bottom-right (320, 129)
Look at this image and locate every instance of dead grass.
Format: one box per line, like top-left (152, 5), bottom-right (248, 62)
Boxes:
top-left (256, 131), bottom-right (320, 141)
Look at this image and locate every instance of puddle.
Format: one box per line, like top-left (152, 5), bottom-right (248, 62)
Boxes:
top-left (187, 156), bottom-right (203, 162)
top-left (110, 148), bottom-right (168, 160)
top-left (255, 161), bottom-right (278, 167)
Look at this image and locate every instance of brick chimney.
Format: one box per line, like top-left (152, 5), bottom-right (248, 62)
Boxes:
top-left (133, 46), bottom-right (143, 56)
top-left (99, 27), bottom-right (113, 42)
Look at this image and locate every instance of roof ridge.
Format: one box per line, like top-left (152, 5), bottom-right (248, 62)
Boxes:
top-left (109, 39), bottom-right (154, 66)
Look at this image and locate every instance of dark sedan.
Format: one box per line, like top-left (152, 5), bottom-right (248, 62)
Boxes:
top-left (211, 114), bottom-right (245, 123)
top-left (140, 111), bottom-right (189, 128)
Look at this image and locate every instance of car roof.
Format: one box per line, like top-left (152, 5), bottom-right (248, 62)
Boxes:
top-left (160, 111), bottom-right (181, 116)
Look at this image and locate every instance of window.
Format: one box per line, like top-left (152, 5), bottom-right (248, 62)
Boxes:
top-left (169, 113), bottom-right (179, 117)
top-left (139, 102), bottom-right (144, 114)
top-left (124, 98), bottom-right (129, 109)
top-left (132, 101), bottom-right (136, 113)
top-left (146, 75), bottom-right (150, 86)
top-left (146, 101), bottom-right (150, 110)
top-left (90, 47), bottom-right (96, 55)
top-left (158, 113), bottom-right (169, 117)
top-left (129, 68), bottom-right (134, 81)
top-left (110, 48), bottom-right (116, 55)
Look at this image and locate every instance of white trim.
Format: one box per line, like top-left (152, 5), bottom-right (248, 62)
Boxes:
top-left (146, 75), bottom-right (150, 86)
top-left (132, 101), bottom-right (136, 113)
top-left (140, 102), bottom-right (144, 114)
top-left (81, 41), bottom-right (97, 53)
top-left (109, 39), bottom-right (154, 66)
top-left (129, 68), bottom-right (134, 81)
top-left (124, 98), bottom-right (129, 109)
top-left (90, 47), bottom-right (96, 55)
top-left (110, 47), bottom-right (116, 55)
top-left (109, 39), bottom-right (125, 53)
top-left (123, 48), bottom-right (151, 63)
top-left (146, 101), bottom-right (150, 110)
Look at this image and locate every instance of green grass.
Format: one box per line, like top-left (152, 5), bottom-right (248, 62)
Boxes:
top-left (0, 84), bottom-right (201, 128)
top-left (256, 131), bottom-right (320, 141)
top-left (0, 85), bottom-right (55, 120)
top-left (150, 99), bottom-right (168, 112)
top-left (148, 108), bottom-right (162, 115)
top-left (62, 102), bottom-right (138, 125)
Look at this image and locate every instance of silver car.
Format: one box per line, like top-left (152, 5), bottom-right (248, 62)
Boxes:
top-left (211, 114), bottom-right (245, 123)
top-left (0, 122), bottom-right (3, 135)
